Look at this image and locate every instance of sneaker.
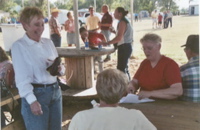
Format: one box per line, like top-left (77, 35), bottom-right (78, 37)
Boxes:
top-left (103, 56), bottom-right (111, 62)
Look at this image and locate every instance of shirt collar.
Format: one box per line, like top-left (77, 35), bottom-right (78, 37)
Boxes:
top-left (23, 33), bottom-right (43, 45)
top-left (189, 55), bottom-right (199, 62)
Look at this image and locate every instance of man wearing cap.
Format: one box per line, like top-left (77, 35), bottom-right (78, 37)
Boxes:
top-left (49, 7), bottom-right (62, 47)
top-left (180, 35), bottom-right (199, 102)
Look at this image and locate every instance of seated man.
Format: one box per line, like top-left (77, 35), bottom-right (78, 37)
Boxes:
top-left (128, 33), bottom-right (183, 100)
top-left (180, 35), bottom-right (199, 102)
top-left (68, 69), bottom-right (156, 130)
top-left (79, 26), bottom-right (107, 73)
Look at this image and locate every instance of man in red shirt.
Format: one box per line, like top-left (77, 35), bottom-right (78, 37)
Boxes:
top-left (79, 27), bottom-right (106, 73)
top-left (158, 13), bottom-right (163, 29)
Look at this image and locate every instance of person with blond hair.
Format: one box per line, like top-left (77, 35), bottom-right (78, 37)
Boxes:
top-left (69, 69), bottom-right (156, 130)
top-left (128, 33), bottom-right (183, 100)
top-left (11, 7), bottom-right (63, 130)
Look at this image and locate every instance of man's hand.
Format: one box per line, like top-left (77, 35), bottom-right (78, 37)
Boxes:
top-left (30, 101), bottom-right (43, 116)
top-left (137, 90), bottom-right (152, 100)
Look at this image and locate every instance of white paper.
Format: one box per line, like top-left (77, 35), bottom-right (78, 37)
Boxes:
top-left (119, 93), bottom-right (155, 104)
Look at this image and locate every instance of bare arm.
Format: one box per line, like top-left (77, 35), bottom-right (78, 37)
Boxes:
top-left (107, 21), bottom-right (126, 44)
top-left (138, 83), bottom-right (183, 100)
top-left (127, 78), bottom-right (140, 93)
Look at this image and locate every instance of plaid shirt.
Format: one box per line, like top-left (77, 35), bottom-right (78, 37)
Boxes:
top-left (180, 56), bottom-right (200, 102)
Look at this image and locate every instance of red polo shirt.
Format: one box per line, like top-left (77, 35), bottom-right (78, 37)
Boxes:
top-left (100, 12), bottom-right (113, 30)
top-left (81, 32), bottom-right (105, 46)
top-left (134, 56), bottom-right (181, 91)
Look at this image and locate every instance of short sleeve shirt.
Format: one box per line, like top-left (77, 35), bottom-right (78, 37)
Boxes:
top-left (100, 12), bottom-right (113, 30)
top-left (134, 56), bottom-right (182, 91)
top-left (49, 16), bottom-right (61, 35)
top-left (86, 16), bottom-right (100, 31)
top-left (81, 32), bottom-right (105, 46)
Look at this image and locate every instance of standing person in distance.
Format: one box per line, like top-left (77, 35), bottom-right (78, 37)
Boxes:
top-left (99, 4), bottom-right (113, 62)
top-left (11, 7), bottom-right (63, 130)
top-left (49, 7), bottom-right (62, 47)
top-left (100, 7), bottom-right (133, 80)
top-left (86, 6), bottom-right (100, 31)
top-left (64, 11), bottom-right (76, 47)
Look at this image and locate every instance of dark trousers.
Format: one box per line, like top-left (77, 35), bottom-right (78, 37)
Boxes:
top-left (168, 18), bottom-right (172, 27)
top-left (164, 20), bottom-right (168, 28)
top-left (117, 43), bottom-right (132, 80)
top-left (51, 34), bottom-right (61, 47)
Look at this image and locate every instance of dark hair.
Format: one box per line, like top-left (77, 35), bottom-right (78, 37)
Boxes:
top-left (67, 11), bottom-right (71, 17)
top-left (0, 46), bottom-right (10, 62)
top-left (183, 35), bottom-right (199, 53)
top-left (79, 26), bottom-right (87, 34)
top-left (116, 7), bottom-right (129, 17)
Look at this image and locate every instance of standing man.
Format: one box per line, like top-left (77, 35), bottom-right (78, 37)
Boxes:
top-left (180, 35), bottom-right (199, 102)
top-left (151, 10), bottom-right (158, 29)
top-left (99, 4), bottom-right (113, 62)
top-left (167, 10), bottom-right (173, 28)
top-left (49, 7), bottom-right (62, 47)
top-left (86, 6), bottom-right (100, 31)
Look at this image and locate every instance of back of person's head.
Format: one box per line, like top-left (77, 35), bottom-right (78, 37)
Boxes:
top-left (0, 46), bottom-right (10, 62)
top-left (79, 26), bottom-right (87, 34)
top-left (140, 33), bottom-right (162, 45)
top-left (96, 69), bottom-right (128, 104)
top-left (20, 7), bottom-right (44, 24)
top-left (181, 35), bottom-right (199, 54)
top-left (116, 7), bottom-right (129, 17)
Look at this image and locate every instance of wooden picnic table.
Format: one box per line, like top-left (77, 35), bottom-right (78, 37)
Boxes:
top-left (120, 100), bottom-right (200, 130)
top-left (57, 47), bottom-right (115, 89)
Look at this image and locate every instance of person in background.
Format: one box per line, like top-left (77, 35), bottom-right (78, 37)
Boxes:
top-left (49, 7), bottom-right (62, 47)
top-left (68, 69), bottom-right (157, 130)
top-left (98, 4), bottom-right (113, 62)
top-left (135, 13), bottom-right (138, 22)
top-left (11, 7), bottom-right (63, 130)
top-left (86, 6), bottom-right (100, 31)
top-left (167, 10), bottom-right (173, 28)
top-left (100, 7), bottom-right (133, 80)
top-left (151, 10), bottom-right (158, 29)
top-left (64, 11), bottom-right (76, 47)
top-left (163, 11), bottom-right (168, 29)
top-left (157, 13), bottom-right (163, 29)
top-left (180, 35), bottom-right (199, 102)
top-left (128, 33), bottom-right (183, 100)
top-left (79, 26), bottom-right (106, 73)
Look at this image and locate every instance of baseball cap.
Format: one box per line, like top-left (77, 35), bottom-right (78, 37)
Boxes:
top-left (181, 35), bottom-right (199, 53)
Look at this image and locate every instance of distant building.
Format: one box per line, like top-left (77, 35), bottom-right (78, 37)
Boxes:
top-left (189, 1), bottom-right (199, 15)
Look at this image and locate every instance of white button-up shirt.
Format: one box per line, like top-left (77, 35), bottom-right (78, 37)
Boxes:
top-left (11, 34), bottom-right (58, 104)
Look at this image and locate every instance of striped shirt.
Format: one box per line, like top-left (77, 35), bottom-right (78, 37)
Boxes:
top-left (180, 56), bottom-right (200, 102)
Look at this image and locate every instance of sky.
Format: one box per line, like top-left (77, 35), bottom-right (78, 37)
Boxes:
top-left (49, 0), bottom-right (198, 9)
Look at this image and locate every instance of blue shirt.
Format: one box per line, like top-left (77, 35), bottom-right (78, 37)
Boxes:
top-left (180, 56), bottom-right (200, 102)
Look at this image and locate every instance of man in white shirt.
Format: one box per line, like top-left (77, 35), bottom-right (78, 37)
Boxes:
top-left (167, 10), bottom-right (173, 27)
top-left (151, 10), bottom-right (158, 29)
